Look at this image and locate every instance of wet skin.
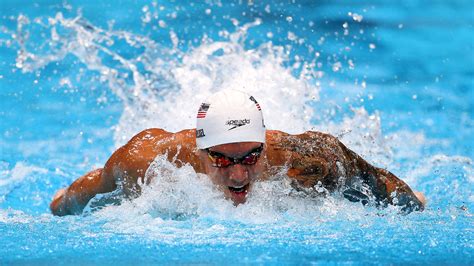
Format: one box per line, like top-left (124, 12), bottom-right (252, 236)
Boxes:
top-left (50, 128), bottom-right (425, 216)
top-left (198, 142), bottom-right (264, 205)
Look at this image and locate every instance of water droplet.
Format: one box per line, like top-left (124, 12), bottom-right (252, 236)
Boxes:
top-left (369, 43), bottom-right (376, 50)
top-left (348, 59), bottom-right (355, 69)
top-left (142, 13), bottom-right (151, 24)
top-left (59, 78), bottom-right (72, 88)
top-left (231, 18), bottom-right (239, 26)
top-left (287, 31), bottom-right (296, 41)
top-left (264, 5), bottom-right (271, 13)
top-left (317, 36), bottom-right (325, 45)
top-left (286, 16), bottom-right (293, 23)
top-left (350, 13), bottom-right (363, 22)
top-left (170, 31), bottom-right (179, 48)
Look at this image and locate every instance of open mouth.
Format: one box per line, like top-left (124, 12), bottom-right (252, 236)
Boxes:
top-left (228, 184), bottom-right (249, 194)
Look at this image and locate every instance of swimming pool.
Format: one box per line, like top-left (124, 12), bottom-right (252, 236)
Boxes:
top-left (1, 0), bottom-right (473, 264)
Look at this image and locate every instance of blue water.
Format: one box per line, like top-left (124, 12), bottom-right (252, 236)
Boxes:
top-left (1, 0), bottom-right (473, 264)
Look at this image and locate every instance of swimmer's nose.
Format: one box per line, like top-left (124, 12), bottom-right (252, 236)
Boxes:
top-left (228, 163), bottom-right (249, 184)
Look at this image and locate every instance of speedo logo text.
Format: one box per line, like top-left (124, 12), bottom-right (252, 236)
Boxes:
top-left (225, 119), bottom-right (250, 130)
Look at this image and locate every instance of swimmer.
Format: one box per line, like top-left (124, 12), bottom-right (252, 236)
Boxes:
top-left (50, 90), bottom-right (426, 216)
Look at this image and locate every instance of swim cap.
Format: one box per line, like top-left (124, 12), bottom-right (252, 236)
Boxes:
top-left (196, 89), bottom-right (266, 149)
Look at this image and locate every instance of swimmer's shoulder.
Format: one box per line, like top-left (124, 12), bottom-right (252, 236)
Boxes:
top-left (127, 128), bottom-right (199, 167)
top-left (265, 129), bottom-right (338, 146)
top-left (265, 129), bottom-right (336, 164)
top-left (126, 128), bottom-right (189, 147)
top-left (264, 130), bottom-right (335, 187)
top-left (104, 128), bottom-right (198, 193)
top-left (129, 128), bottom-right (173, 143)
top-left (106, 129), bottom-right (174, 172)
top-left (129, 128), bottom-right (196, 143)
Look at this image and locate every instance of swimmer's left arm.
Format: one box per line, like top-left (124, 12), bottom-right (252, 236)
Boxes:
top-left (266, 130), bottom-right (425, 212)
top-left (334, 139), bottom-right (425, 212)
top-left (355, 167), bottom-right (426, 212)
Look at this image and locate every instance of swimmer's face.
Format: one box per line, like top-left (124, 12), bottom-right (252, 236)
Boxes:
top-left (199, 142), bottom-right (265, 205)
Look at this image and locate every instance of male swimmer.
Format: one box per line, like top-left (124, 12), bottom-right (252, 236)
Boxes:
top-left (50, 90), bottom-right (426, 216)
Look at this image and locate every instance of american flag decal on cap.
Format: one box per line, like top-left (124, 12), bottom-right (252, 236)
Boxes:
top-left (197, 103), bottom-right (210, 118)
top-left (249, 96), bottom-right (261, 111)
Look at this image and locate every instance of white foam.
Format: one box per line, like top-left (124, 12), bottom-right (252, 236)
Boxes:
top-left (404, 154), bottom-right (474, 206)
top-left (0, 162), bottom-right (48, 203)
top-left (0, 209), bottom-right (33, 224)
top-left (10, 13), bottom-right (473, 224)
top-left (89, 153), bottom-right (390, 234)
top-left (318, 107), bottom-right (394, 167)
top-left (111, 20), bottom-right (318, 145)
top-left (10, 14), bottom-right (317, 145)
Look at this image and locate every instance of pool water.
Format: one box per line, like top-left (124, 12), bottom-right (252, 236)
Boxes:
top-left (1, 0), bottom-right (473, 264)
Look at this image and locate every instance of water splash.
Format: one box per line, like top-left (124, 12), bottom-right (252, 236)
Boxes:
top-left (4, 11), bottom-right (473, 219)
top-left (0, 162), bottom-right (48, 203)
top-left (8, 13), bottom-right (319, 146)
top-left (88, 153), bottom-right (406, 234)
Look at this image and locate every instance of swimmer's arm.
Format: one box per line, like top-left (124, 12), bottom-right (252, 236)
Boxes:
top-left (49, 130), bottom-right (155, 216)
top-left (49, 130), bottom-right (160, 216)
top-left (50, 168), bottom-right (116, 216)
top-left (268, 130), bottom-right (425, 212)
top-left (364, 166), bottom-right (426, 212)
top-left (336, 140), bottom-right (425, 212)
top-left (50, 128), bottom-right (199, 216)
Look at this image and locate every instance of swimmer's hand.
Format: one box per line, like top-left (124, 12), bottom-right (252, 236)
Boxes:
top-left (414, 191), bottom-right (427, 208)
top-left (50, 168), bottom-right (118, 216)
top-left (50, 188), bottom-right (67, 216)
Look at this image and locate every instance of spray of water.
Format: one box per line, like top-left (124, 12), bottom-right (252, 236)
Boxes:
top-left (2, 11), bottom-right (473, 225)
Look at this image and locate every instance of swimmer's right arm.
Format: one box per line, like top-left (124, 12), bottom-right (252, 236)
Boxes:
top-left (50, 168), bottom-right (116, 216)
top-left (49, 130), bottom-right (158, 216)
top-left (50, 128), bottom-right (198, 216)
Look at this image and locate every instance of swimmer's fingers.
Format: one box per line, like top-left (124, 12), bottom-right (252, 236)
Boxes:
top-left (50, 188), bottom-right (67, 215)
top-left (414, 191), bottom-right (427, 208)
top-left (52, 188), bottom-right (67, 201)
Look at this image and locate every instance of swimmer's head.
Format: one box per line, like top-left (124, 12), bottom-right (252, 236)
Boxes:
top-left (196, 90), bottom-right (266, 205)
top-left (195, 89), bottom-right (266, 149)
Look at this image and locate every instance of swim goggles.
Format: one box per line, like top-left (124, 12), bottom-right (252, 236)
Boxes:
top-left (206, 144), bottom-right (264, 168)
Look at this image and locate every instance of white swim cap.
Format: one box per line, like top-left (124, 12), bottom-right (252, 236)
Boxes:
top-left (196, 89), bottom-right (266, 149)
